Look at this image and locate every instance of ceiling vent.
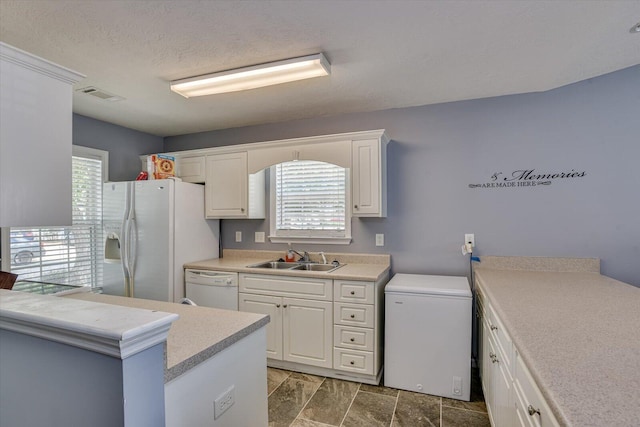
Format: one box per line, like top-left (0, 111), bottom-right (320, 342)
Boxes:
top-left (76, 86), bottom-right (125, 102)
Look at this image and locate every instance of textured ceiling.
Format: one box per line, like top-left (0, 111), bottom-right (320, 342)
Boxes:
top-left (1, 1), bottom-right (639, 137)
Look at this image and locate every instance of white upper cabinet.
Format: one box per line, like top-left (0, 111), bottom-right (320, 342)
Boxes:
top-left (0, 43), bottom-right (84, 227)
top-left (248, 140), bottom-right (351, 172)
top-left (352, 137), bottom-right (388, 217)
top-left (176, 156), bottom-right (206, 183)
top-left (205, 152), bottom-right (265, 219)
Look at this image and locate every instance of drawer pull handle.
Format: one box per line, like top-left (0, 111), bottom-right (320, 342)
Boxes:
top-left (350, 338), bottom-right (355, 342)
top-left (490, 325), bottom-right (498, 331)
top-left (350, 314), bottom-right (356, 319)
top-left (283, 304), bottom-right (288, 308)
top-left (350, 360), bottom-right (355, 365)
top-left (350, 291), bottom-right (355, 295)
top-left (354, 205), bottom-right (359, 209)
top-left (276, 304), bottom-right (281, 308)
top-left (527, 405), bottom-right (540, 416)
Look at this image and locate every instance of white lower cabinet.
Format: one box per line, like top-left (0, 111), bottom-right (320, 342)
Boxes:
top-left (478, 285), bottom-right (559, 427)
top-left (239, 274), bottom-right (333, 369)
top-left (239, 273), bottom-right (388, 384)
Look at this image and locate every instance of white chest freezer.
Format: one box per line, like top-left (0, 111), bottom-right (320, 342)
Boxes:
top-left (384, 273), bottom-right (472, 401)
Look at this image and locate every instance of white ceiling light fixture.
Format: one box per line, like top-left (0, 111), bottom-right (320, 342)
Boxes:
top-left (170, 53), bottom-right (331, 98)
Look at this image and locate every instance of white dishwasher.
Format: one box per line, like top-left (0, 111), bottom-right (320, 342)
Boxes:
top-left (384, 273), bottom-right (472, 401)
top-left (185, 269), bottom-right (238, 310)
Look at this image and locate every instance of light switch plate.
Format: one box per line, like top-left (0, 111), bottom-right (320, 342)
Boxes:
top-left (235, 231), bottom-right (242, 242)
top-left (255, 231), bottom-right (265, 243)
top-left (375, 234), bottom-right (384, 246)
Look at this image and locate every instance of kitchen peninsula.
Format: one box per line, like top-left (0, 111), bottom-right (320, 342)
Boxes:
top-left (0, 289), bottom-right (269, 427)
top-left (474, 256), bottom-right (640, 427)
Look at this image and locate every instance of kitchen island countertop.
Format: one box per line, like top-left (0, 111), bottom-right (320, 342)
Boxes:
top-left (64, 292), bottom-right (268, 382)
top-left (475, 256), bottom-right (640, 427)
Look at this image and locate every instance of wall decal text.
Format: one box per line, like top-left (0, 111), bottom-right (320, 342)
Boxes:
top-left (469, 169), bottom-right (586, 189)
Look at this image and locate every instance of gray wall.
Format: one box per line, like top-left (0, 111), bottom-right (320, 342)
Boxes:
top-left (73, 114), bottom-right (163, 181)
top-left (165, 65), bottom-right (640, 287)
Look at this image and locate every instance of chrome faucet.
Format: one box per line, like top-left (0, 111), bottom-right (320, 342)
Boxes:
top-left (290, 249), bottom-right (310, 262)
top-left (319, 252), bottom-right (327, 264)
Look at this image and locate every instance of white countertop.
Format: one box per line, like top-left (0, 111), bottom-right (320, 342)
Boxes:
top-left (184, 249), bottom-right (391, 282)
top-left (475, 257), bottom-right (640, 427)
top-left (0, 289), bottom-right (178, 359)
top-left (63, 292), bottom-right (269, 382)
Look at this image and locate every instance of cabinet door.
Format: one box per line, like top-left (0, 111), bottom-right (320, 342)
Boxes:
top-left (351, 139), bottom-right (385, 217)
top-left (283, 298), bottom-right (333, 368)
top-left (205, 152), bottom-right (248, 218)
top-left (177, 156), bottom-right (206, 183)
top-left (239, 293), bottom-right (283, 360)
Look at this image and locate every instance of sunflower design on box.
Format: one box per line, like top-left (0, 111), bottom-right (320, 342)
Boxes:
top-left (147, 154), bottom-right (175, 179)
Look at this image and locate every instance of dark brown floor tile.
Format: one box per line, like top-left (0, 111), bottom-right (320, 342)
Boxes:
top-left (268, 377), bottom-right (322, 427)
top-left (299, 377), bottom-right (360, 425)
top-left (290, 418), bottom-right (335, 427)
top-left (441, 407), bottom-right (490, 427)
top-left (289, 371), bottom-right (325, 384)
top-left (392, 390), bottom-right (441, 427)
top-left (267, 368), bottom-right (291, 395)
top-left (359, 383), bottom-right (399, 397)
top-left (342, 390), bottom-right (396, 427)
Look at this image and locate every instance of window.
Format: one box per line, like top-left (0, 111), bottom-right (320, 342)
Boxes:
top-left (7, 146), bottom-right (108, 288)
top-left (270, 160), bottom-right (351, 244)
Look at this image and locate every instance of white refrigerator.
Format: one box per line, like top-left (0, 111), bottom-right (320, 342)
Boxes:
top-left (102, 179), bottom-right (219, 302)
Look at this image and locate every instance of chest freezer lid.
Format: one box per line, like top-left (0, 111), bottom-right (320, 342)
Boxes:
top-left (385, 273), bottom-right (471, 297)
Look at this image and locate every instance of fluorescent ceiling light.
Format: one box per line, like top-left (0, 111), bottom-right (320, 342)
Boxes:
top-left (170, 53), bottom-right (330, 98)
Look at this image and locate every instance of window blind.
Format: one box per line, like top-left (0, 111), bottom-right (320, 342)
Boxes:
top-left (9, 155), bottom-right (103, 288)
top-left (274, 160), bottom-right (346, 234)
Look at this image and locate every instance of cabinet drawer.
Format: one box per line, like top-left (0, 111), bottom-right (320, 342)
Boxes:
top-left (239, 274), bottom-right (332, 301)
top-left (334, 302), bottom-right (374, 327)
top-left (514, 351), bottom-right (560, 427)
top-left (333, 348), bottom-right (374, 374)
top-left (333, 280), bottom-right (374, 304)
top-left (333, 325), bottom-right (374, 351)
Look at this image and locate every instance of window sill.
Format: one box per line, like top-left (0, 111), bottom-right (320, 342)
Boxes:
top-left (268, 236), bottom-right (352, 245)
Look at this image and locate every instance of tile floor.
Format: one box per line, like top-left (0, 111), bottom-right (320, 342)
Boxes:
top-left (267, 368), bottom-right (490, 427)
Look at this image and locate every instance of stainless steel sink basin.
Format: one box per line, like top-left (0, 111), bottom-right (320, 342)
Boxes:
top-left (246, 261), bottom-right (345, 273)
top-left (291, 263), bottom-right (344, 272)
top-left (247, 261), bottom-right (301, 269)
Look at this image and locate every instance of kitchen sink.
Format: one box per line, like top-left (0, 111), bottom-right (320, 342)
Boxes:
top-left (246, 261), bottom-right (345, 273)
top-left (247, 261), bottom-right (300, 269)
top-left (291, 263), bottom-right (343, 272)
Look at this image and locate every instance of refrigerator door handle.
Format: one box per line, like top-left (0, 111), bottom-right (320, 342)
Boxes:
top-left (127, 218), bottom-right (138, 283)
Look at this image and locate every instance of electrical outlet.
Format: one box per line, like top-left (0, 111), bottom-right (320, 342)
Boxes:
top-left (235, 231), bottom-right (242, 242)
top-left (255, 231), bottom-right (265, 243)
top-left (375, 234), bottom-right (384, 247)
top-left (464, 233), bottom-right (475, 247)
top-left (214, 385), bottom-right (235, 419)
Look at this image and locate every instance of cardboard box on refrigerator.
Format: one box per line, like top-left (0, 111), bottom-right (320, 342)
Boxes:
top-left (147, 154), bottom-right (175, 179)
